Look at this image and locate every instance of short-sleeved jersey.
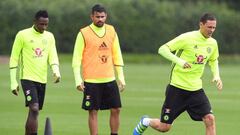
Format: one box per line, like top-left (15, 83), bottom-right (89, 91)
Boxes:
top-left (166, 30), bottom-right (219, 91)
top-left (9, 27), bottom-right (59, 83)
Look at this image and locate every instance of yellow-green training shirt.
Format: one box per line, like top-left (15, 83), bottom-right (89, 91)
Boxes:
top-left (10, 26), bottom-right (59, 86)
top-left (159, 30), bottom-right (220, 91)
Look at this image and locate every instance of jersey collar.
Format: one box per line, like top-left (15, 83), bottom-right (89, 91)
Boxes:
top-left (32, 26), bottom-right (44, 35)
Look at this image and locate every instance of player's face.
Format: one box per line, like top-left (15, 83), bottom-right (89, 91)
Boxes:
top-left (91, 11), bottom-right (107, 27)
top-left (34, 17), bottom-right (49, 33)
top-left (200, 20), bottom-right (216, 38)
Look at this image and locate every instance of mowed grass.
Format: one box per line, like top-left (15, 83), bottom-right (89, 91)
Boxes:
top-left (1, 60), bottom-right (240, 135)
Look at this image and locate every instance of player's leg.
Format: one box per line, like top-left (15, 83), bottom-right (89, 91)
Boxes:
top-left (82, 82), bottom-right (102, 135)
top-left (110, 108), bottom-right (120, 135)
top-left (133, 84), bottom-right (186, 135)
top-left (133, 115), bottom-right (150, 135)
top-left (88, 110), bottom-right (98, 135)
top-left (203, 114), bottom-right (216, 135)
top-left (101, 81), bottom-right (122, 135)
top-left (21, 80), bottom-right (46, 135)
top-left (133, 116), bottom-right (171, 135)
top-left (149, 119), bottom-right (171, 132)
top-left (25, 103), bottom-right (39, 135)
top-left (186, 89), bottom-right (215, 135)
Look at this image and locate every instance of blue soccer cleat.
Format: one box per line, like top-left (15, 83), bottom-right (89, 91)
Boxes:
top-left (133, 115), bottom-right (149, 135)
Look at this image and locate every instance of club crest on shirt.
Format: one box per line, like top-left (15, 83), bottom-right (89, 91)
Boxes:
top-left (99, 55), bottom-right (108, 64)
top-left (207, 47), bottom-right (211, 53)
top-left (42, 39), bottom-right (48, 45)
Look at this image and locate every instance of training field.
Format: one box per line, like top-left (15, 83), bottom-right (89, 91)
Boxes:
top-left (1, 56), bottom-right (240, 135)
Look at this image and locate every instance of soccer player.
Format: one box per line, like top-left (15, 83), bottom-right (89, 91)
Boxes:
top-left (9, 10), bottom-right (61, 135)
top-left (72, 4), bottom-right (126, 135)
top-left (133, 13), bottom-right (223, 135)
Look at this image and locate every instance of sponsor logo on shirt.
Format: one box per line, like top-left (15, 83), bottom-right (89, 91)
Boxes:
top-left (98, 42), bottom-right (109, 63)
top-left (32, 48), bottom-right (45, 58)
top-left (193, 54), bottom-right (207, 64)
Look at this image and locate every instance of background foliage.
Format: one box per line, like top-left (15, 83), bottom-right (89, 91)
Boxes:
top-left (1, 0), bottom-right (240, 54)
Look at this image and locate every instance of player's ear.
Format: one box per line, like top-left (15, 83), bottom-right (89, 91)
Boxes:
top-left (199, 22), bottom-right (204, 29)
top-left (90, 14), bottom-right (94, 21)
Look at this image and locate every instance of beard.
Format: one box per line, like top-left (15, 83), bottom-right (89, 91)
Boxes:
top-left (95, 21), bottom-right (104, 27)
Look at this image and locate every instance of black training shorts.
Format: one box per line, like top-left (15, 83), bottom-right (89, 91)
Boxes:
top-left (160, 84), bottom-right (212, 124)
top-left (21, 79), bottom-right (46, 110)
top-left (82, 80), bottom-right (122, 110)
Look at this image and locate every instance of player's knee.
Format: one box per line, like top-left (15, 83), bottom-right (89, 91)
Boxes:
top-left (89, 110), bottom-right (98, 117)
top-left (29, 103), bottom-right (39, 115)
top-left (158, 125), bottom-right (171, 132)
top-left (156, 123), bottom-right (171, 132)
top-left (111, 108), bottom-right (120, 114)
top-left (203, 114), bottom-right (215, 126)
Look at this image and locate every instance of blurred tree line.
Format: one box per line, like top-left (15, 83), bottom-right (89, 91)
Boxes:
top-left (0, 0), bottom-right (240, 55)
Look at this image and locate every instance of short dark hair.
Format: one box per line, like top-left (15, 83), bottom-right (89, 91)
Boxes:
top-left (200, 13), bottom-right (216, 24)
top-left (35, 10), bottom-right (48, 20)
top-left (92, 4), bottom-right (106, 14)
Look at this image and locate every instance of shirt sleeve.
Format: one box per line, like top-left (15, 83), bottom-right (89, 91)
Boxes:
top-left (158, 34), bottom-right (188, 67)
top-left (208, 43), bottom-right (220, 79)
top-left (112, 33), bottom-right (124, 66)
top-left (166, 34), bottom-right (186, 52)
top-left (158, 45), bottom-right (186, 67)
top-left (112, 33), bottom-right (125, 81)
top-left (48, 34), bottom-right (60, 77)
top-left (10, 32), bottom-right (23, 68)
top-left (208, 59), bottom-right (220, 79)
top-left (72, 32), bottom-right (85, 87)
top-left (9, 32), bottom-right (23, 90)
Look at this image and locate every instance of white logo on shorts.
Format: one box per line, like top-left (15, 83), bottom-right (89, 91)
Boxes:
top-left (26, 90), bottom-right (30, 95)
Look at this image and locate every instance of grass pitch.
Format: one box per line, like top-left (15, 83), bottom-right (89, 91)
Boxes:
top-left (1, 57), bottom-right (240, 135)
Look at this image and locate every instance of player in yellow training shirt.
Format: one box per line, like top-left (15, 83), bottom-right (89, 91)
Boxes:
top-left (9, 10), bottom-right (60, 135)
top-left (133, 13), bottom-right (223, 135)
top-left (72, 4), bottom-right (125, 135)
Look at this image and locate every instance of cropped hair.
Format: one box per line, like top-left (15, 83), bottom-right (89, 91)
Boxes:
top-left (200, 13), bottom-right (216, 24)
top-left (92, 4), bottom-right (106, 14)
top-left (35, 10), bottom-right (48, 20)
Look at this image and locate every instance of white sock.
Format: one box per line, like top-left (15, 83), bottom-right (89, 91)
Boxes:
top-left (142, 118), bottom-right (150, 126)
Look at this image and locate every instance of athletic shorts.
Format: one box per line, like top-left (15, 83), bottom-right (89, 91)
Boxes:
top-left (82, 80), bottom-right (122, 110)
top-left (21, 79), bottom-right (46, 110)
top-left (160, 84), bottom-right (212, 124)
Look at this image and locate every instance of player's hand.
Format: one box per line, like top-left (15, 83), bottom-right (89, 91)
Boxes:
top-left (53, 73), bottom-right (60, 83)
top-left (118, 79), bottom-right (126, 92)
top-left (76, 82), bottom-right (85, 92)
top-left (12, 86), bottom-right (19, 96)
top-left (212, 78), bottom-right (223, 91)
top-left (183, 62), bottom-right (191, 69)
